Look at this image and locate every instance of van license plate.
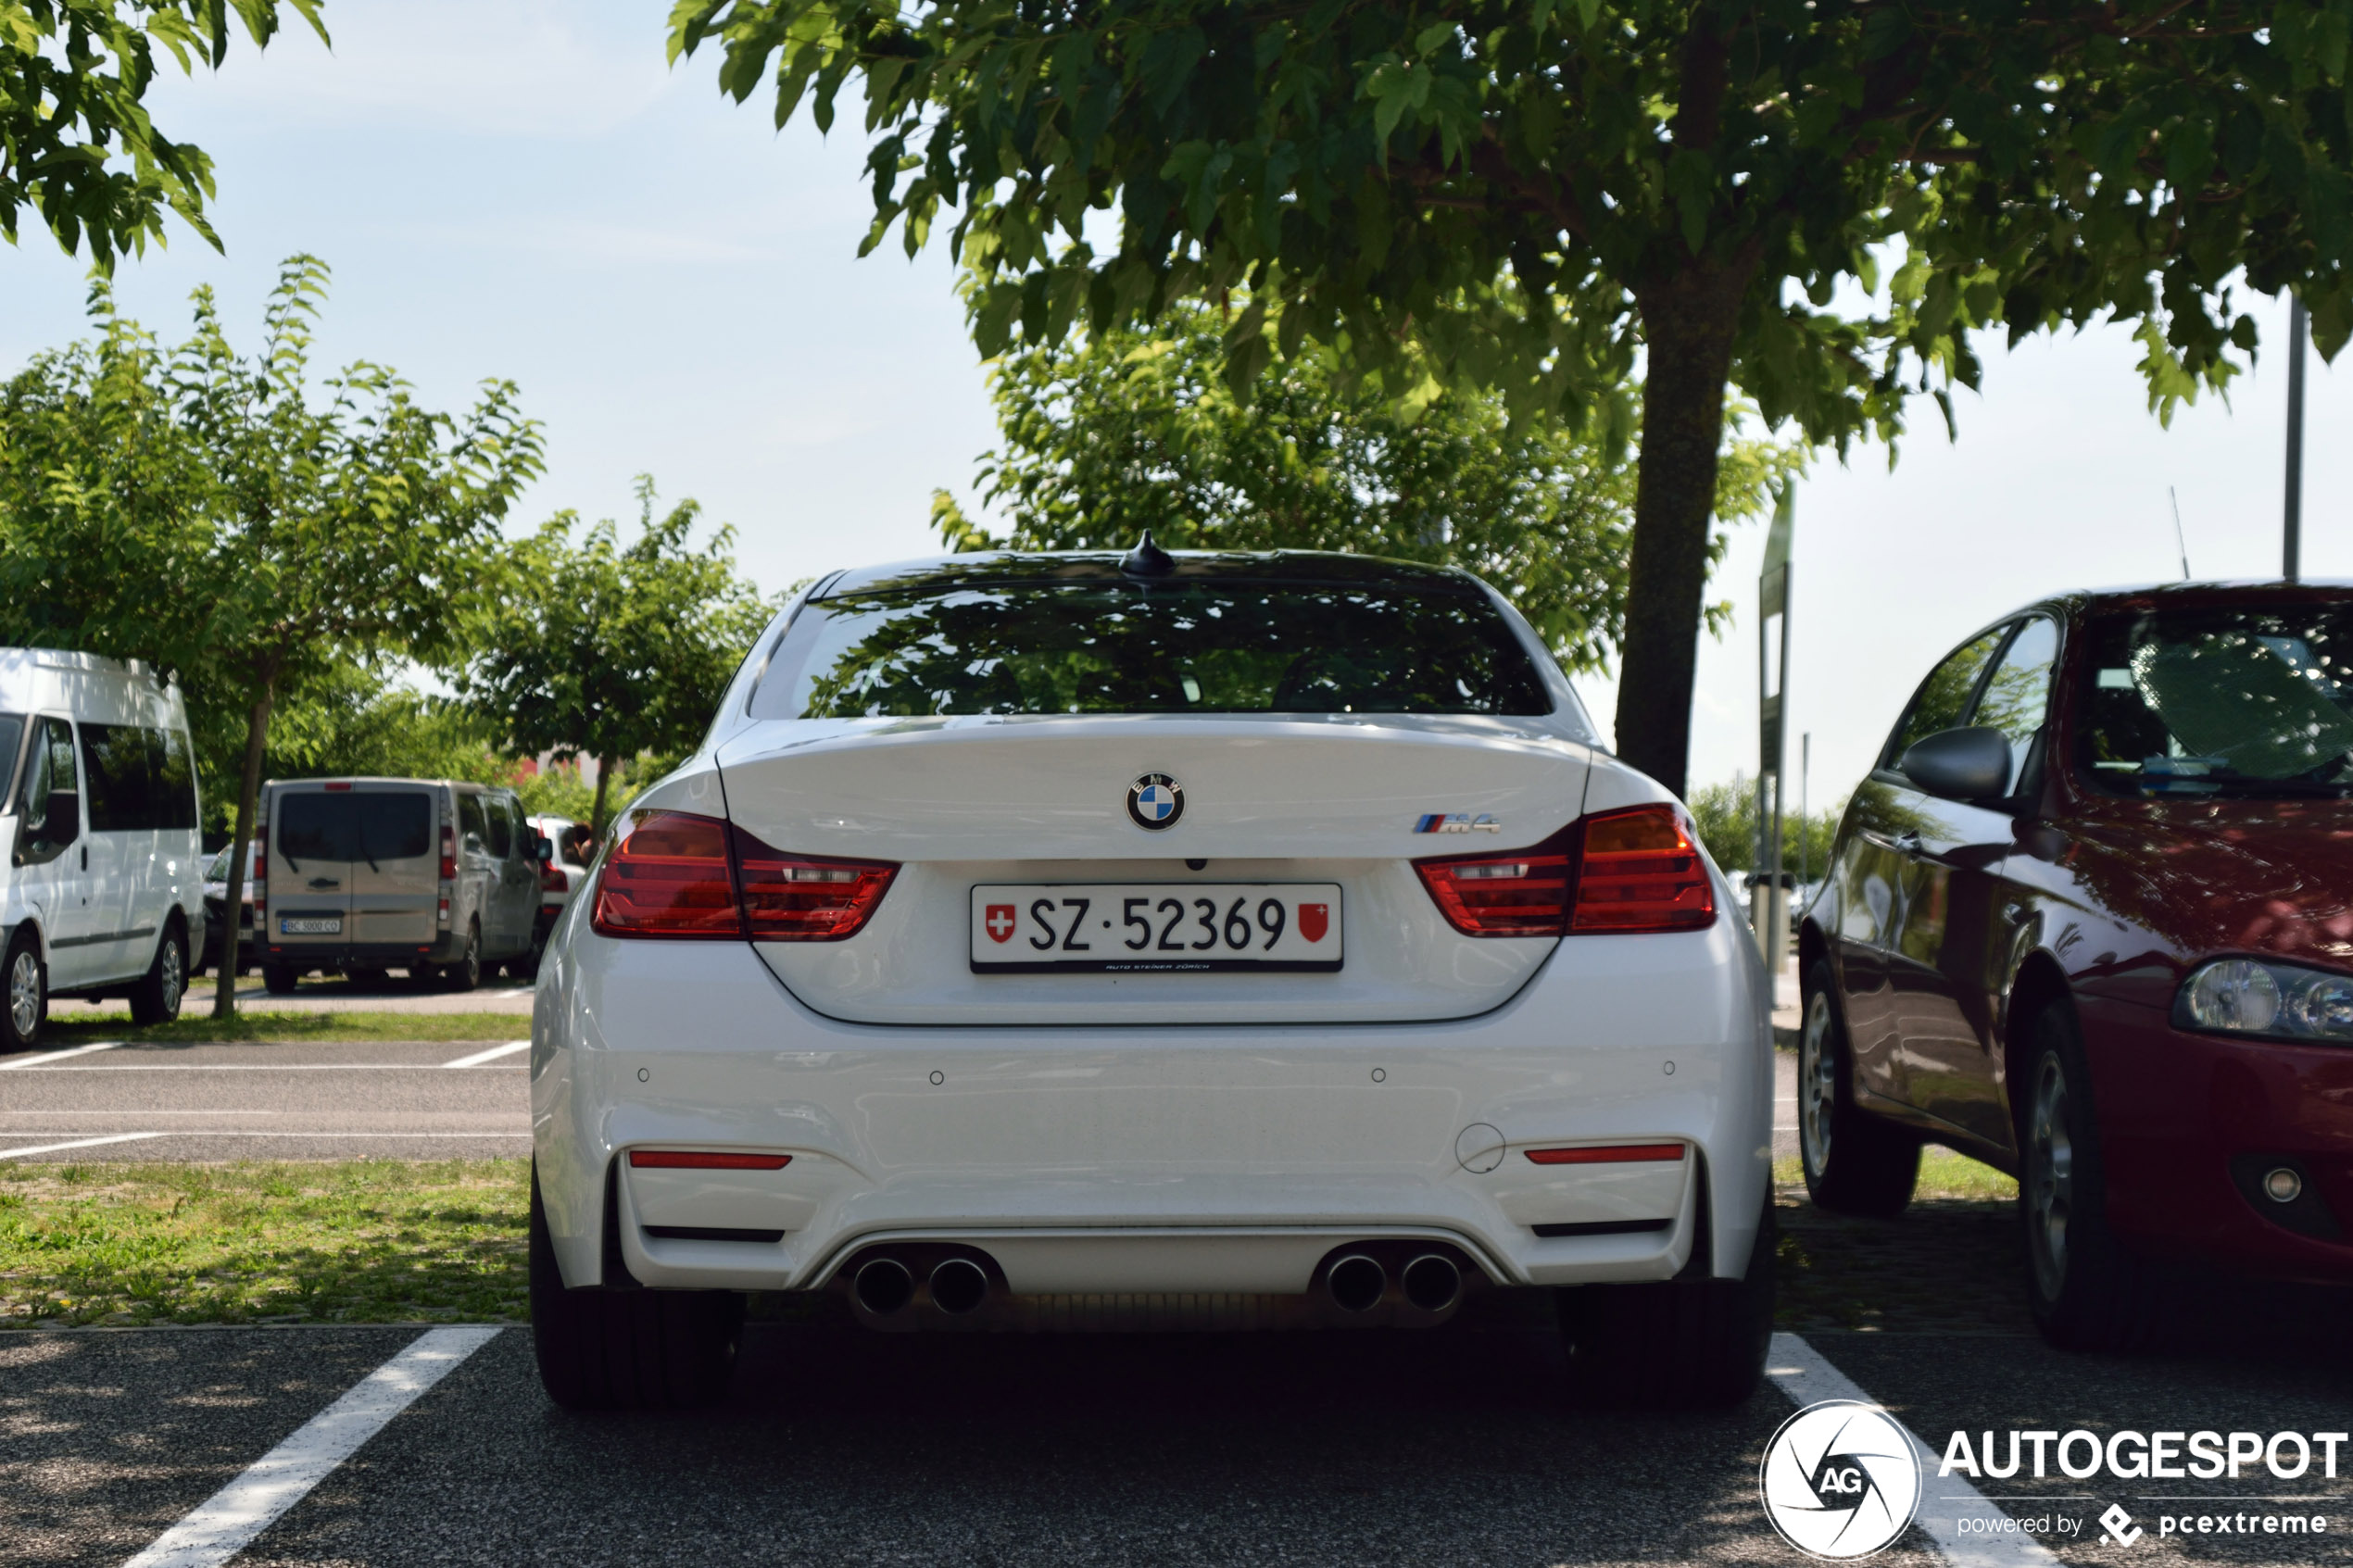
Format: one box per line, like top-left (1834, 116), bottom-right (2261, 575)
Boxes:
top-left (971, 884), bottom-right (1341, 973)
top-left (278, 916), bottom-right (342, 935)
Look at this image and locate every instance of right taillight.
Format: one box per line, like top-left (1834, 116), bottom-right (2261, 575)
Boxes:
top-left (590, 809), bottom-right (897, 942)
top-left (1571, 804), bottom-right (1714, 933)
top-left (1414, 802), bottom-right (1714, 937)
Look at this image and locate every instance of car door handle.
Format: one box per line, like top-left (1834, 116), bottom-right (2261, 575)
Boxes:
top-left (308, 877), bottom-right (341, 889)
top-left (1859, 829), bottom-right (1926, 859)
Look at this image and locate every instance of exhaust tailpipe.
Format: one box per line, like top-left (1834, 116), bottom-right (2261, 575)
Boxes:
top-left (1401, 1253), bottom-right (1462, 1312)
top-left (1326, 1252), bottom-right (1387, 1312)
top-left (929, 1257), bottom-right (989, 1315)
top-left (854, 1257), bottom-right (915, 1315)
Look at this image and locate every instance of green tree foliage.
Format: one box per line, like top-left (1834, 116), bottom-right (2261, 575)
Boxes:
top-left (0, 257), bottom-right (544, 1011)
top-left (932, 295), bottom-right (1798, 672)
top-left (3, 0), bottom-right (326, 264)
top-left (458, 478), bottom-right (774, 837)
top-left (1688, 772), bottom-right (1840, 882)
top-left (674, 0), bottom-right (2353, 794)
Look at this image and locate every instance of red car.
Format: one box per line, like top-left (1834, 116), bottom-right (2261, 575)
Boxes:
top-left (1800, 583), bottom-right (2353, 1348)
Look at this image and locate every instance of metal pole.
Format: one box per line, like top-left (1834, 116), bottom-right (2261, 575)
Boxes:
top-left (2287, 295), bottom-right (2308, 583)
top-left (1798, 732), bottom-right (1810, 895)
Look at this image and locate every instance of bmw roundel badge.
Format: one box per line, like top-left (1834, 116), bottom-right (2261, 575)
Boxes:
top-left (1126, 773), bottom-right (1184, 830)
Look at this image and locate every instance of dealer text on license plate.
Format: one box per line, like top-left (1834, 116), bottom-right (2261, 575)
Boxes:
top-left (970, 884), bottom-right (1342, 973)
top-left (278, 916), bottom-right (342, 935)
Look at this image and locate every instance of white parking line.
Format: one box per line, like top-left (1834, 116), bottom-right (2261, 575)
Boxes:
top-left (442, 1039), bottom-right (531, 1068)
top-left (0, 1041), bottom-right (123, 1071)
top-left (1768, 1331), bottom-right (2059, 1567)
top-left (0, 1132), bottom-right (165, 1160)
top-left (16, 1063), bottom-right (528, 1072)
top-left (120, 1325), bottom-right (499, 1568)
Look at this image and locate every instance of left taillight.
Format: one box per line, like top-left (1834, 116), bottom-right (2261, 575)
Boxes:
top-left (589, 809), bottom-right (897, 942)
top-left (1414, 802), bottom-right (1714, 937)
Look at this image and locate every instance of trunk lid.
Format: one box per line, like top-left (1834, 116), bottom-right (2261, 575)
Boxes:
top-left (713, 714), bottom-right (1594, 1025)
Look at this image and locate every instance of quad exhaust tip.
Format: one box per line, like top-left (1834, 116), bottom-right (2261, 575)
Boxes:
top-left (1327, 1253), bottom-right (1387, 1312)
top-left (1401, 1253), bottom-right (1462, 1312)
top-left (929, 1257), bottom-right (989, 1315)
top-left (854, 1257), bottom-right (915, 1315)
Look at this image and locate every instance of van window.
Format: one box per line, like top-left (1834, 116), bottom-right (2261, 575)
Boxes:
top-left (278, 794), bottom-right (347, 865)
top-left (484, 796), bottom-right (513, 859)
top-left (19, 719), bottom-right (78, 843)
top-left (276, 791), bottom-right (434, 864)
top-left (357, 794), bottom-right (432, 861)
top-left (0, 715), bottom-right (23, 804)
top-left (459, 792), bottom-right (488, 851)
top-left (147, 728), bottom-right (199, 831)
top-left (81, 722), bottom-right (154, 833)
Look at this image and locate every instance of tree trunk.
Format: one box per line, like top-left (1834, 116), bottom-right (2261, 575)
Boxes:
top-left (590, 756), bottom-right (614, 842)
top-left (212, 680), bottom-right (277, 1019)
top-left (1613, 261), bottom-right (1756, 799)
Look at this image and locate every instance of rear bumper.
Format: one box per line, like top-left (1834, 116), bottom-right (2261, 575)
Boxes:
top-left (261, 936), bottom-right (461, 968)
top-left (530, 914), bottom-right (1774, 1298)
top-left (2082, 992), bottom-right (2353, 1284)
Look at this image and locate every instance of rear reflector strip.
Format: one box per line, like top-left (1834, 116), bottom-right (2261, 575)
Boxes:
top-left (642, 1224), bottom-right (786, 1243)
top-left (627, 1151), bottom-right (793, 1170)
top-left (1532, 1218), bottom-right (1673, 1237)
top-left (1524, 1143), bottom-right (1687, 1165)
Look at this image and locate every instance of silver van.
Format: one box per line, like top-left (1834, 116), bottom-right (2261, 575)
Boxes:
top-left (256, 778), bottom-right (542, 993)
top-left (0, 648), bottom-right (206, 1050)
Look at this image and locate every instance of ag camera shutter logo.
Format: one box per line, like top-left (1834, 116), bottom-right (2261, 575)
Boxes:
top-left (1760, 1400), bottom-right (1922, 1559)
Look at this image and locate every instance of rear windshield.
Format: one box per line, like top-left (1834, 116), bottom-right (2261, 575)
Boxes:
top-left (2080, 604), bottom-right (2353, 797)
top-left (275, 792), bottom-right (434, 864)
top-left (750, 581), bottom-right (1553, 719)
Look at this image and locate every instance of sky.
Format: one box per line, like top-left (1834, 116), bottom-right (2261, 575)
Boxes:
top-left (4, 0), bottom-right (2345, 815)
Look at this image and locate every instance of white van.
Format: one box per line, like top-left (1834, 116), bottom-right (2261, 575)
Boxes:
top-left (0, 648), bottom-right (206, 1050)
top-left (255, 777), bottom-right (542, 993)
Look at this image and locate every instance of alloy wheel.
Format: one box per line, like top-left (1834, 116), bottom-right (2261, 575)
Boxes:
top-left (160, 938), bottom-right (183, 1015)
top-left (1799, 990), bottom-right (1836, 1175)
top-left (2027, 1054), bottom-right (2074, 1299)
top-left (8, 950), bottom-right (39, 1040)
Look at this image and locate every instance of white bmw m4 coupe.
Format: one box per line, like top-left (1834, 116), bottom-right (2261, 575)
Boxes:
top-left (528, 541), bottom-right (1775, 1410)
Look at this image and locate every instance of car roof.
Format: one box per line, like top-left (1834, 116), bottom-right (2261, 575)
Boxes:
top-left (2004, 580), bottom-right (2353, 623)
top-left (817, 547), bottom-right (1487, 600)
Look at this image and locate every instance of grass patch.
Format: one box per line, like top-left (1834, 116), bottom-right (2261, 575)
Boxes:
top-left (0, 1160), bottom-right (528, 1326)
top-left (1774, 1147), bottom-right (2018, 1202)
top-left (39, 1010), bottom-right (529, 1045)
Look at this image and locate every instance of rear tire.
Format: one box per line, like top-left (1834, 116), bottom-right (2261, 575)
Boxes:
top-left (2021, 1003), bottom-right (2161, 1350)
top-left (2, 930), bottom-right (45, 1052)
top-left (528, 1167), bottom-right (742, 1410)
top-left (127, 924), bottom-right (187, 1026)
top-left (1558, 1195), bottom-right (1776, 1410)
top-left (260, 962), bottom-right (300, 997)
top-left (1798, 960), bottom-right (1920, 1218)
top-left (441, 924), bottom-right (481, 993)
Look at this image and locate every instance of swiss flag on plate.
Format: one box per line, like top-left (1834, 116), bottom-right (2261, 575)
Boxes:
top-left (1299, 903), bottom-right (1329, 943)
top-left (985, 904), bottom-right (1018, 943)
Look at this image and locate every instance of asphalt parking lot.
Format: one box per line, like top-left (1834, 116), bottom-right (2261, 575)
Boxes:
top-left (6, 1311), bottom-right (2350, 1568)
top-left (0, 1038), bottom-right (530, 1162)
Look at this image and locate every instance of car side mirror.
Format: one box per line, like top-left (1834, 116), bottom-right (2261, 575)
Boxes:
top-left (44, 790), bottom-right (79, 846)
top-left (1900, 726), bottom-right (2012, 802)
top-left (535, 837), bottom-right (553, 863)
top-left (463, 832), bottom-right (484, 857)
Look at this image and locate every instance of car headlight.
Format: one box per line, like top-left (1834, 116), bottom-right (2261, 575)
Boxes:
top-left (2176, 958), bottom-right (2353, 1042)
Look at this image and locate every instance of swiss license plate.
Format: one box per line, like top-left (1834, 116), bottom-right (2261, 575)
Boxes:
top-left (278, 916), bottom-right (342, 935)
top-left (971, 884), bottom-right (1342, 973)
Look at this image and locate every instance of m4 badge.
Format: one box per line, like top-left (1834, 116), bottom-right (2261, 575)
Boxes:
top-left (1414, 813), bottom-right (1500, 834)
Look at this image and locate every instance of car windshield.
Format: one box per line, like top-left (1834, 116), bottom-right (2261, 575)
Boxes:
top-left (2080, 603), bottom-right (2353, 797)
top-left (751, 579), bottom-right (1553, 719)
